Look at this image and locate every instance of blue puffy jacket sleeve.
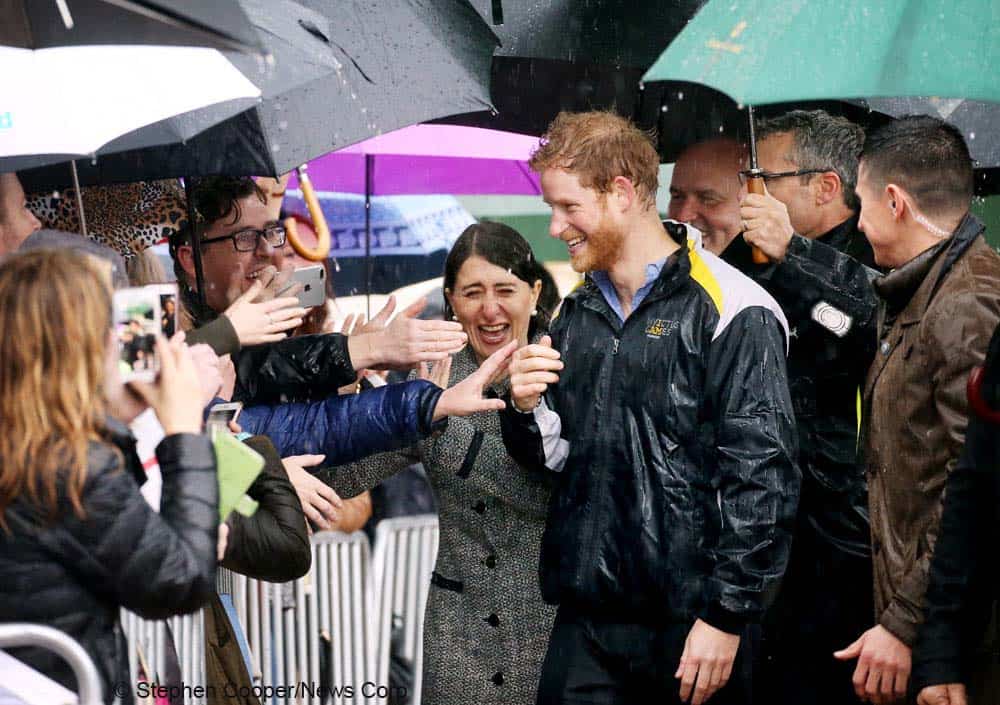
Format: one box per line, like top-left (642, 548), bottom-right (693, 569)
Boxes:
top-left (237, 380), bottom-right (445, 464)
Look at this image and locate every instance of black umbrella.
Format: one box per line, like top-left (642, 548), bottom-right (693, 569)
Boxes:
top-left (859, 98), bottom-right (1000, 195)
top-left (435, 0), bottom-right (707, 135)
top-left (1, 0), bottom-right (264, 55)
top-left (18, 0), bottom-right (498, 190)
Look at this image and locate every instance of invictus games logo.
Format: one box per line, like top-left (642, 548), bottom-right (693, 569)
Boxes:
top-left (645, 318), bottom-right (679, 339)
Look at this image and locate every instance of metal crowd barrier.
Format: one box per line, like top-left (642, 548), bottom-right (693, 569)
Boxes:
top-left (0, 623), bottom-right (103, 705)
top-left (370, 515), bottom-right (439, 705)
top-left (117, 518), bottom-right (440, 705)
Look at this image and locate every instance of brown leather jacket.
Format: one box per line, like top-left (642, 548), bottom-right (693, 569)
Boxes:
top-left (864, 214), bottom-right (1000, 646)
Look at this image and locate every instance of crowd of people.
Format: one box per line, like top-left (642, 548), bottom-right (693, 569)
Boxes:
top-left (0, 107), bottom-right (997, 705)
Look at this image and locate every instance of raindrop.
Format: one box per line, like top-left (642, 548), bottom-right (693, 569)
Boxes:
top-left (272, 144), bottom-right (281, 153)
top-left (969, 132), bottom-right (976, 140)
top-left (718, 125), bottom-right (724, 133)
top-left (333, 259), bottom-right (341, 273)
top-left (677, 91), bottom-right (685, 100)
top-left (661, 105), bottom-right (669, 113)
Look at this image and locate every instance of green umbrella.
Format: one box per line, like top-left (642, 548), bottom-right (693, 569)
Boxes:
top-left (642, 0), bottom-right (1000, 105)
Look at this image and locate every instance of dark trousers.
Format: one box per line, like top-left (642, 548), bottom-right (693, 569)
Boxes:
top-left (536, 606), bottom-right (758, 705)
top-left (757, 529), bottom-right (874, 705)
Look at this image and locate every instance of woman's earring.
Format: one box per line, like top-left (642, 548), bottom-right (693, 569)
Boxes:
top-left (531, 308), bottom-right (538, 317)
top-left (451, 314), bottom-right (459, 321)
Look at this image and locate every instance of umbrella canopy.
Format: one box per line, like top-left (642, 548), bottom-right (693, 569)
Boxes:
top-left (437, 0), bottom-right (707, 135)
top-left (1, 0), bottom-right (264, 55)
top-left (17, 0), bottom-right (499, 191)
top-left (643, 0), bottom-right (1000, 105)
top-left (0, 45), bottom-right (261, 166)
top-left (288, 124), bottom-right (541, 195)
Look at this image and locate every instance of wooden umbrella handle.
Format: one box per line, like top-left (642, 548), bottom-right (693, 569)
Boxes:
top-left (746, 175), bottom-right (770, 264)
top-left (286, 166), bottom-right (331, 261)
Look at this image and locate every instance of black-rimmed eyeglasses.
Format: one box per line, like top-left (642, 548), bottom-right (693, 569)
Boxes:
top-left (738, 168), bottom-right (832, 184)
top-left (200, 224), bottom-right (287, 252)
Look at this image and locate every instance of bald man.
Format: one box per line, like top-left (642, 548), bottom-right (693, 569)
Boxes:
top-left (0, 173), bottom-right (42, 256)
top-left (669, 123), bottom-right (879, 705)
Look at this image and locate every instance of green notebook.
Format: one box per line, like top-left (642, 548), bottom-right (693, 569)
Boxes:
top-left (214, 430), bottom-right (264, 522)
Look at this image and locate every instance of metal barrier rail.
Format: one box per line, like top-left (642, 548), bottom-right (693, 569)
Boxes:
top-left (118, 520), bottom-right (439, 705)
top-left (0, 623), bottom-right (103, 705)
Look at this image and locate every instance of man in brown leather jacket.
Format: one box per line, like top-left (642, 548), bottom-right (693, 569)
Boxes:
top-left (833, 116), bottom-right (1000, 704)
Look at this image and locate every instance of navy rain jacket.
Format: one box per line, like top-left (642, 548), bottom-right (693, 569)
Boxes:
top-left (501, 223), bottom-right (800, 633)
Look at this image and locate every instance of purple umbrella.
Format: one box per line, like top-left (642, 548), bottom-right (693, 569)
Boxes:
top-left (288, 124), bottom-right (542, 195)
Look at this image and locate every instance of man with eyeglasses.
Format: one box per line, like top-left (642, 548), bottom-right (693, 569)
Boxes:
top-left (169, 176), bottom-right (468, 405)
top-left (670, 112), bottom-right (880, 704)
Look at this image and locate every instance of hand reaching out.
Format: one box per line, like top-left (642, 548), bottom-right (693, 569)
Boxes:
top-left (432, 341), bottom-right (516, 421)
top-left (224, 278), bottom-right (305, 346)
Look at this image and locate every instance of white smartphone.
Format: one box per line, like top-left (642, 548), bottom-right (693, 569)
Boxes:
top-left (207, 401), bottom-right (243, 434)
top-left (290, 265), bottom-right (327, 309)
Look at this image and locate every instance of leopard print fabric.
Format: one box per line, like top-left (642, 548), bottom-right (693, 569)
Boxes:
top-left (27, 180), bottom-right (188, 257)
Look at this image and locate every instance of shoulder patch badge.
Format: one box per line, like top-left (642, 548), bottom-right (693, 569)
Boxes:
top-left (811, 301), bottom-right (852, 337)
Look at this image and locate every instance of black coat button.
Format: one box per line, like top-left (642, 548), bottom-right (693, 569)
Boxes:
top-left (485, 613), bottom-right (500, 628)
top-left (473, 501), bottom-right (486, 514)
top-left (485, 555), bottom-right (497, 569)
top-left (491, 671), bottom-right (504, 686)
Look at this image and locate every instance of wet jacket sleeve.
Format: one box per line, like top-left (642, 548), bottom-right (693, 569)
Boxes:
top-left (232, 333), bottom-right (357, 405)
top-left (911, 414), bottom-right (997, 688)
top-left (499, 315), bottom-right (571, 474)
top-left (912, 322), bottom-right (1000, 688)
top-left (702, 307), bottom-right (800, 633)
top-left (237, 380), bottom-right (445, 464)
top-left (222, 435), bottom-right (311, 582)
top-left (760, 235), bottom-right (879, 353)
top-left (880, 291), bottom-right (1000, 645)
top-left (185, 315), bottom-right (241, 356)
top-left (320, 447), bottom-right (420, 500)
top-left (45, 434), bottom-right (219, 620)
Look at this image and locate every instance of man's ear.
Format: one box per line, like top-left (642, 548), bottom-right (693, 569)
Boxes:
top-left (610, 175), bottom-right (638, 213)
top-left (176, 244), bottom-right (197, 283)
top-left (814, 171), bottom-right (842, 206)
top-left (886, 184), bottom-right (906, 221)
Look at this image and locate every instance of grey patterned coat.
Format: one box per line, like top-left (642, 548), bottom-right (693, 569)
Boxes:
top-left (321, 346), bottom-right (556, 704)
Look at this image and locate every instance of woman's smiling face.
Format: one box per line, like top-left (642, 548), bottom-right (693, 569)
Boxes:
top-left (447, 255), bottom-right (541, 362)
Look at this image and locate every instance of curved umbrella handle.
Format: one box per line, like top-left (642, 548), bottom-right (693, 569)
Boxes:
top-left (967, 365), bottom-right (1000, 425)
top-left (286, 164), bottom-right (331, 261)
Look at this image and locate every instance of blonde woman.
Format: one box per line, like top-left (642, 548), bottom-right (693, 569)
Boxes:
top-left (0, 249), bottom-right (219, 704)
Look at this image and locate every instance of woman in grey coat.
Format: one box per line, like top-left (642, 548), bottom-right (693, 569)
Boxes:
top-left (323, 222), bottom-right (563, 704)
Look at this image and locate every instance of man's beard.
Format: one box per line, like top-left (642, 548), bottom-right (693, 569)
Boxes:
top-left (570, 221), bottom-right (626, 273)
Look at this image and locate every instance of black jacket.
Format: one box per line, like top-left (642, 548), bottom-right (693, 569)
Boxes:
top-left (185, 296), bottom-right (357, 406)
top-left (501, 224), bottom-right (800, 632)
top-left (721, 220), bottom-right (879, 556)
top-left (233, 333), bottom-right (357, 405)
top-left (912, 320), bottom-right (1000, 690)
top-left (0, 423), bottom-right (218, 704)
top-left (222, 435), bottom-right (311, 583)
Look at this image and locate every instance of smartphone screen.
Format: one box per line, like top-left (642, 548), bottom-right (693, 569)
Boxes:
top-left (114, 286), bottom-right (161, 382)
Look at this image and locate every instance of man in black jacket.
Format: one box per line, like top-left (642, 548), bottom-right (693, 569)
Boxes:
top-left (502, 111), bottom-right (800, 705)
top-left (680, 112), bottom-right (880, 703)
top-left (169, 176), bottom-right (468, 405)
top-left (913, 321), bottom-right (1000, 705)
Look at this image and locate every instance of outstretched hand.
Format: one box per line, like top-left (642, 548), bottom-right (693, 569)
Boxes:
top-left (347, 295), bottom-right (467, 371)
top-left (224, 278), bottom-right (305, 346)
top-left (432, 341), bottom-right (517, 421)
